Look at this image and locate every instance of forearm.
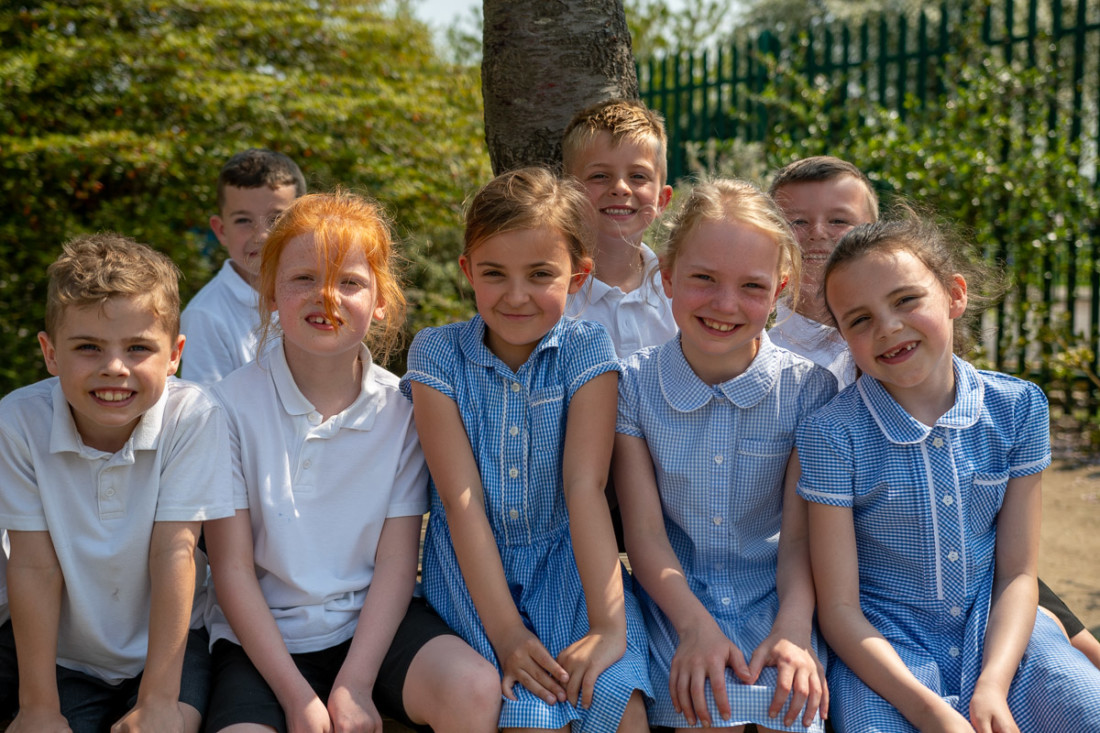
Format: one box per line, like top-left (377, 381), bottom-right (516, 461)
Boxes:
top-left (7, 531), bottom-right (63, 711)
top-left (977, 571), bottom-right (1037, 693)
top-left (334, 515), bottom-right (420, 694)
top-left (772, 452), bottom-right (816, 639)
top-left (566, 482), bottom-right (625, 634)
top-left (138, 521), bottom-right (200, 703)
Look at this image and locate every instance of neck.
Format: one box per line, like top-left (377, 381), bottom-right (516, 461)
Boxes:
top-left (230, 260), bottom-right (260, 291)
top-left (282, 341), bottom-right (364, 420)
top-left (592, 237), bottom-right (646, 292)
top-left (792, 296), bottom-right (830, 325)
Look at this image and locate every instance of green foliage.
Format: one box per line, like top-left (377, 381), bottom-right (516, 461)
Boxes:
top-left (0, 0), bottom-right (488, 390)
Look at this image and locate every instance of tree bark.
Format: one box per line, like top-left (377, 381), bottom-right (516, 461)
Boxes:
top-left (482, 0), bottom-right (638, 175)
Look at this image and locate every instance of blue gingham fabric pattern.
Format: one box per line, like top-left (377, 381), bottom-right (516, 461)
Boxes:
top-left (617, 333), bottom-right (836, 730)
top-left (796, 356), bottom-right (1100, 732)
top-left (401, 315), bottom-right (652, 732)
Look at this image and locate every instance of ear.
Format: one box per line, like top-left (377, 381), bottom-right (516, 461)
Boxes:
top-left (660, 261), bottom-right (674, 299)
top-left (167, 334), bottom-right (185, 377)
top-left (657, 185), bottom-right (673, 213)
top-left (458, 254), bottom-right (474, 287)
top-left (568, 258), bottom-right (593, 294)
top-left (373, 293), bottom-right (387, 322)
top-left (209, 215), bottom-right (228, 246)
top-left (38, 331), bottom-right (60, 376)
top-left (947, 274), bottom-right (968, 319)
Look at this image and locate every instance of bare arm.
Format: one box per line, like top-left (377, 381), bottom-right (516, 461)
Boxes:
top-left (205, 510), bottom-right (332, 733)
top-left (328, 514), bottom-right (421, 732)
top-left (809, 502), bottom-right (973, 732)
top-left (969, 472), bottom-right (1042, 733)
top-left (410, 382), bottom-right (567, 704)
top-left (557, 372), bottom-right (628, 707)
top-left (6, 530), bottom-right (69, 733)
top-left (111, 521), bottom-right (201, 733)
top-left (614, 431), bottom-right (745, 727)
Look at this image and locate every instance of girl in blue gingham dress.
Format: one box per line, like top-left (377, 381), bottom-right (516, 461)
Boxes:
top-left (796, 213), bottom-right (1100, 733)
top-left (400, 168), bottom-right (652, 733)
top-left (616, 179), bottom-right (834, 732)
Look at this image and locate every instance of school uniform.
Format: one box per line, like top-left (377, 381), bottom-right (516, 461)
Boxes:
top-left (618, 332), bottom-right (835, 730)
top-left (566, 243), bottom-right (677, 358)
top-left (204, 340), bottom-right (447, 732)
top-left (768, 300), bottom-right (856, 388)
top-left (796, 357), bottom-right (1100, 732)
top-left (401, 315), bottom-right (653, 732)
top-left (180, 260), bottom-right (265, 384)
top-left (0, 377), bottom-right (233, 726)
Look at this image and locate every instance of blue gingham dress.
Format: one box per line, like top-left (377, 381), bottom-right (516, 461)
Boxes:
top-left (400, 316), bottom-right (653, 732)
top-left (796, 357), bottom-right (1100, 732)
top-left (617, 334), bottom-right (836, 730)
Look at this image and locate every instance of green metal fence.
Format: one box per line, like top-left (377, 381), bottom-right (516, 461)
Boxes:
top-left (638, 0), bottom-right (1100, 419)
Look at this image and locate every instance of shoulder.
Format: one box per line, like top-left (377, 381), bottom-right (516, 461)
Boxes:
top-left (161, 378), bottom-right (223, 420)
top-left (976, 368), bottom-right (1047, 407)
top-left (210, 360), bottom-right (270, 415)
top-left (556, 317), bottom-right (615, 356)
top-left (0, 379), bottom-right (56, 436)
top-left (409, 321), bottom-right (465, 355)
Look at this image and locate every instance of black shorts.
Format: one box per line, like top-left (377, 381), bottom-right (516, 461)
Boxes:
top-left (204, 598), bottom-right (456, 733)
top-left (0, 620), bottom-right (18, 717)
top-left (1038, 577), bottom-right (1086, 637)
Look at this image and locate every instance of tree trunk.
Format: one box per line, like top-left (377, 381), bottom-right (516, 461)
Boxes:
top-left (482, 0), bottom-right (638, 175)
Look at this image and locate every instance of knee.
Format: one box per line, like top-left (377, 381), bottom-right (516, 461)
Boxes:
top-left (443, 656), bottom-right (502, 718)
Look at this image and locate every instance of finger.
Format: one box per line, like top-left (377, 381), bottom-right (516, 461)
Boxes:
top-left (534, 645), bottom-right (570, 686)
top-left (500, 675), bottom-right (519, 702)
top-left (673, 666), bottom-right (696, 725)
top-left (802, 668), bottom-right (824, 728)
top-left (690, 670), bottom-right (712, 728)
top-left (564, 663), bottom-right (584, 707)
top-left (519, 667), bottom-right (563, 705)
top-left (709, 663), bottom-right (732, 722)
top-left (730, 643), bottom-right (752, 683)
top-left (769, 661), bottom-right (795, 719)
top-left (783, 666), bottom-right (810, 727)
top-left (819, 660), bottom-right (830, 721)
top-left (745, 644), bottom-right (768, 686)
top-left (581, 667), bottom-right (597, 710)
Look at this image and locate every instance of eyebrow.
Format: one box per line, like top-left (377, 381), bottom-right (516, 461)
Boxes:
top-left (837, 285), bottom-right (918, 321)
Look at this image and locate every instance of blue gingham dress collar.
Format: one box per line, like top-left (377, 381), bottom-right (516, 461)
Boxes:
top-left (658, 332), bottom-right (783, 412)
top-left (456, 314), bottom-right (566, 374)
top-left (857, 354), bottom-right (985, 445)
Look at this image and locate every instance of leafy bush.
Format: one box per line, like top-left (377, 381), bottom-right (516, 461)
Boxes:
top-left (0, 0), bottom-right (488, 389)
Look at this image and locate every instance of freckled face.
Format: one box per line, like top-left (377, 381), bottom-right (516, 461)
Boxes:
top-left (273, 233), bottom-right (384, 366)
top-left (460, 228), bottom-right (589, 372)
top-left (662, 219), bottom-right (785, 385)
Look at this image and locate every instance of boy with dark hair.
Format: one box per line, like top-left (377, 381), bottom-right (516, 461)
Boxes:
top-left (0, 233), bottom-right (234, 732)
top-left (181, 148), bottom-right (306, 383)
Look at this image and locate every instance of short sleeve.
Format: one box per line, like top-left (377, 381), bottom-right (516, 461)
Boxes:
top-left (0, 418), bottom-right (47, 531)
top-left (385, 409), bottom-right (429, 519)
top-left (155, 387), bottom-right (236, 522)
top-left (797, 365), bottom-right (839, 422)
top-left (1007, 378), bottom-right (1051, 478)
top-left (561, 319), bottom-right (620, 401)
top-left (795, 410), bottom-right (856, 508)
top-left (400, 327), bottom-right (459, 402)
top-left (615, 353), bottom-right (644, 439)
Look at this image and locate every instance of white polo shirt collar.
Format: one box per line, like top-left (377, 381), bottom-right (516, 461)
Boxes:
top-left (48, 378), bottom-right (168, 459)
top-left (268, 339), bottom-right (382, 432)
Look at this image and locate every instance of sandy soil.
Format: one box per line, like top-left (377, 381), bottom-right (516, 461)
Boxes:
top-left (1040, 459), bottom-right (1100, 633)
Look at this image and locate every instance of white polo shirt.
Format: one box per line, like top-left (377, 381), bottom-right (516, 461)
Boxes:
top-left (206, 341), bottom-right (428, 654)
top-left (769, 300), bottom-right (857, 389)
top-left (565, 243), bottom-right (678, 358)
top-left (0, 378), bottom-right (235, 683)
top-left (180, 260), bottom-right (265, 384)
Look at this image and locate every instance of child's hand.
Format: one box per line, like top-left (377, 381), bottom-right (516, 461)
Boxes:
top-left (969, 678), bottom-right (1019, 733)
top-left (912, 700), bottom-right (980, 733)
top-left (669, 620), bottom-right (750, 727)
top-left (286, 693), bottom-right (334, 733)
top-left (328, 680), bottom-right (383, 733)
top-left (745, 632), bottom-right (827, 728)
top-left (556, 626), bottom-right (627, 709)
top-left (497, 625), bottom-right (569, 705)
top-left (7, 707), bottom-right (72, 733)
top-left (110, 697), bottom-right (185, 733)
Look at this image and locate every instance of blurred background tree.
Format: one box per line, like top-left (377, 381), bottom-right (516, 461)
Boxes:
top-left (0, 0), bottom-right (490, 387)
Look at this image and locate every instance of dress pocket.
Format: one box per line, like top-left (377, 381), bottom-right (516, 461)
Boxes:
top-left (966, 470), bottom-right (1009, 536)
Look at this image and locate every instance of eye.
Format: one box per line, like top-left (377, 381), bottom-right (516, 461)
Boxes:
top-left (788, 219), bottom-right (807, 228)
top-left (233, 217), bottom-right (253, 227)
top-left (690, 273), bottom-right (713, 282)
top-left (588, 172), bottom-right (608, 181)
top-left (631, 172), bottom-right (651, 181)
top-left (341, 278), bottom-right (363, 289)
top-left (128, 344), bottom-right (152, 353)
top-left (75, 343), bottom-right (99, 352)
top-left (848, 315), bottom-right (869, 328)
top-left (829, 218), bottom-right (853, 227)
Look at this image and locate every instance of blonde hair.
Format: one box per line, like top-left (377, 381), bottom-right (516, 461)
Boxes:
top-left (561, 98), bottom-right (669, 181)
top-left (258, 191), bottom-right (406, 364)
top-left (663, 178), bottom-right (801, 309)
top-left (464, 167), bottom-right (594, 270)
top-left (45, 233), bottom-right (180, 337)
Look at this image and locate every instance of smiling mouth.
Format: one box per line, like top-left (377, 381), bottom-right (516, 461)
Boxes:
top-left (94, 389), bottom-right (135, 402)
top-left (701, 317), bottom-right (737, 332)
top-left (880, 342), bottom-right (917, 359)
top-left (601, 207), bottom-right (636, 216)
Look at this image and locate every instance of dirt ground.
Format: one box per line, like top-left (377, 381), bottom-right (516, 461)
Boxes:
top-left (1039, 459), bottom-right (1100, 634)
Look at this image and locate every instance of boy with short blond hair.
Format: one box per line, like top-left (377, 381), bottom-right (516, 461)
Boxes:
top-left (181, 148), bottom-right (306, 383)
top-left (767, 155), bottom-right (880, 387)
top-left (561, 98), bottom-right (676, 357)
top-left (0, 233), bottom-right (234, 733)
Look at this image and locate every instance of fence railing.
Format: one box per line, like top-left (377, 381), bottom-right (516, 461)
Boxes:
top-left (638, 0), bottom-right (1100, 418)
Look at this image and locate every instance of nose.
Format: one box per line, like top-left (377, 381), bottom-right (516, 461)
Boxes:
top-left (807, 219), bottom-right (828, 241)
top-left (609, 175), bottom-right (631, 196)
top-left (101, 351), bottom-right (130, 377)
top-left (504, 278), bottom-right (528, 306)
top-left (875, 313), bottom-right (902, 340)
top-left (712, 282), bottom-right (738, 312)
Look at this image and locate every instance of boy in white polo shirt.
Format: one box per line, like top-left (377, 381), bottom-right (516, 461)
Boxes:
top-left (0, 234), bottom-right (234, 733)
top-left (561, 98), bottom-right (676, 357)
top-left (180, 148), bottom-right (306, 383)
